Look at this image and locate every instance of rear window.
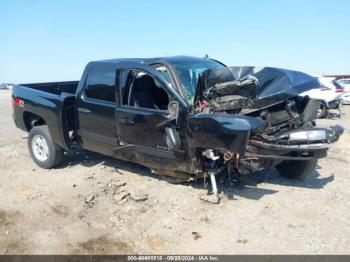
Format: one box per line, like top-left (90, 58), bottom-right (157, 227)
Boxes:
top-left (84, 67), bottom-right (116, 102)
top-left (333, 80), bottom-right (343, 88)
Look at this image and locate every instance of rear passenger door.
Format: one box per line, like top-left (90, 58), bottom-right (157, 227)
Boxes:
top-left (77, 64), bottom-right (118, 155)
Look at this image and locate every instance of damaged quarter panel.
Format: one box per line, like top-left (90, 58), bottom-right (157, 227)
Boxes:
top-left (187, 113), bottom-right (266, 155)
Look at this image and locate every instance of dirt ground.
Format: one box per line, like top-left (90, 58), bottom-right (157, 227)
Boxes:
top-left (0, 90), bottom-right (349, 254)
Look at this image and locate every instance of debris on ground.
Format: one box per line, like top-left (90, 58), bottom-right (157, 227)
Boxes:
top-left (113, 191), bottom-right (130, 202)
top-left (130, 191), bottom-right (148, 202)
top-left (200, 217), bottom-right (211, 223)
top-left (85, 175), bottom-right (96, 181)
top-left (200, 194), bottom-right (221, 204)
top-left (85, 194), bottom-right (97, 206)
top-left (115, 169), bottom-right (124, 175)
top-left (104, 182), bottom-right (127, 195)
top-left (192, 232), bottom-right (202, 240)
top-left (237, 239), bottom-right (248, 244)
top-left (327, 109), bottom-right (341, 119)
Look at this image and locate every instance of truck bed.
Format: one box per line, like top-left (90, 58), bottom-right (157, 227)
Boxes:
top-left (12, 81), bottom-right (79, 151)
top-left (21, 81), bottom-right (79, 95)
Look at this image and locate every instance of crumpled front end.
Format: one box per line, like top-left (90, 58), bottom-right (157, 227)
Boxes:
top-left (189, 66), bottom-right (344, 176)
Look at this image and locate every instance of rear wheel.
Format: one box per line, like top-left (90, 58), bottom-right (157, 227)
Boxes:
top-left (276, 159), bottom-right (318, 179)
top-left (28, 125), bottom-right (64, 169)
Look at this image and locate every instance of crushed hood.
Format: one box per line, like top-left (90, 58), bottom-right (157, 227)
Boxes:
top-left (195, 66), bottom-right (320, 108)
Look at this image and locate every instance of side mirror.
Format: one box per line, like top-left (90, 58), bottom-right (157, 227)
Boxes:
top-left (156, 100), bottom-right (180, 129)
top-left (162, 101), bottom-right (182, 150)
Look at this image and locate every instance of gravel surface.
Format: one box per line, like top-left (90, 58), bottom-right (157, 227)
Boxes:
top-left (0, 90), bottom-right (349, 254)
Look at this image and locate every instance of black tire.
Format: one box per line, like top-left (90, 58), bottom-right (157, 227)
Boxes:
top-left (276, 159), bottom-right (318, 179)
top-left (28, 125), bottom-right (64, 169)
top-left (316, 101), bottom-right (327, 119)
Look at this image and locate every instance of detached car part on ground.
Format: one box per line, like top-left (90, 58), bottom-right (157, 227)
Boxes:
top-left (12, 57), bottom-right (343, 204)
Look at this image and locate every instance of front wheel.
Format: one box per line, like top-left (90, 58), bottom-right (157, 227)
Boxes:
top-left (28, 125), bottom-right (64, 169)
top-left (276, 159), bottom-right (318, 179)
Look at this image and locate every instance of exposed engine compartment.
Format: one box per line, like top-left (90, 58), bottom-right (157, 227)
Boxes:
top-left (189, 66), bottom-right (344, 181)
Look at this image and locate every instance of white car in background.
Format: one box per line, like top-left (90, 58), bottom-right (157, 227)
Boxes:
top-left (0, 83), bottom-right (14, 90)
top-left (337, 78), bottom-right (350, 104)
top-left (301, 77), bottom-right (343, 118)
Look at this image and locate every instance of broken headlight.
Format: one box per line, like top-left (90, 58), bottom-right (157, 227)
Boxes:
top-left (289, 130), bottom-right (327, 142)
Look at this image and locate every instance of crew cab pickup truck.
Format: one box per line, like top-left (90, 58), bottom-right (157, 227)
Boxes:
top-left (12, 56), bottom-right (343, 202)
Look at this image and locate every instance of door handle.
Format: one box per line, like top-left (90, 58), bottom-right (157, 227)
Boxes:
top-left (120, 118), bottom-right (135, 126)
top-left (78, 107), bottom-right (91, 114)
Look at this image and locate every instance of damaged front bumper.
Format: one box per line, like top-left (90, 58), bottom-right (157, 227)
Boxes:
top-left (272, 125), bottom-right (343, 144)
top-left (246, 125), bottom-right (344, 161)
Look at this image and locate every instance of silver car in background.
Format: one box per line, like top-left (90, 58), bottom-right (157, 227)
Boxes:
top-left (337, 78), bottom-right (350, 104)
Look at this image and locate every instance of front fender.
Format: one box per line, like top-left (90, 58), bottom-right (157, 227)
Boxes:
top-left (187, 113), bottom-right (266, 155)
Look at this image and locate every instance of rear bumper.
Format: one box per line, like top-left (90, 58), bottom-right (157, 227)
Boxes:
top-left (327, 98), bottom-right (342, 109)
top-left (341, 93), bottom-right (350, 104)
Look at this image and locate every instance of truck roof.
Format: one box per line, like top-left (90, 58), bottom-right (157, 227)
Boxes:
top-left (98, 55), bottom-right (214, 65)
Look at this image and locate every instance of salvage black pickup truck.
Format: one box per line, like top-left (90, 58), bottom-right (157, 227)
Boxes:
top-left (12, 56), bottom-right (343, 202)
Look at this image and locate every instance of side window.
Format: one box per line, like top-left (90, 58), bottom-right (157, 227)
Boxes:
top-left (84, 67), bottom-right (116, 102)
top-left (121, 70), bottom-right (170, 110)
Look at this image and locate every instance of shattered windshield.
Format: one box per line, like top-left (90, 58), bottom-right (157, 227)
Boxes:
top-left (172, 60), bottom-right (225, 103)
top-left (151, 64), bottom-right (173, 86)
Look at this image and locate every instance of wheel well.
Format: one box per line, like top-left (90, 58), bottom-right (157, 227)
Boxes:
top-left (23, 112), bottom-right (46, 131)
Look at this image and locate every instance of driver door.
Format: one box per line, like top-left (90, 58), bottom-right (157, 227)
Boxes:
top-left (114, 66), bottom-right (188, 171)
